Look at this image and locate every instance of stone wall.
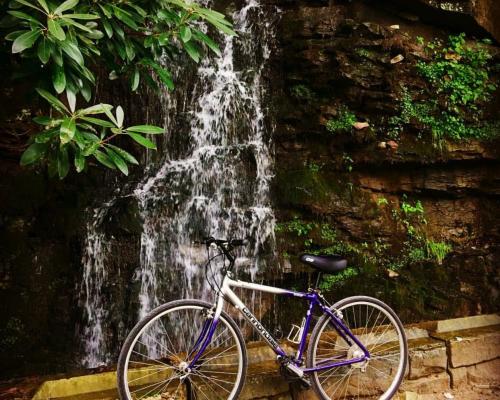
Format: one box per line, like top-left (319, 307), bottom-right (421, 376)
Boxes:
top-left (21, 313), bottom-right (500, 400)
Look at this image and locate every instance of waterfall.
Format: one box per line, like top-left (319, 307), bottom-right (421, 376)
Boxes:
top-left (79, 0), bottom-right (276, 367)
top-left (79, 206), bottom-right (113, 367)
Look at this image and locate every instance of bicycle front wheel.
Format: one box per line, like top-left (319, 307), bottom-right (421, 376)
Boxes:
top-left (117, 299), bottom-right (247, 400)
top-left (307, 296), bottom-right (408, 400)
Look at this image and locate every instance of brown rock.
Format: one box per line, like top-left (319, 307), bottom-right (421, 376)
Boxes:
top-left (450, 358), bottom-right (500, 389)
top-left (466, 358), bottom-right (500, 387)
top-left (417, 0), bottom-right (500, 42)
top-left (448, 328), bottom-right (500, 367)
top-left (402, 371), bottom-right (451, 393)
top-left (353, 121), bottom-right (370, 130)
top-left (390, 54), bottom-right (405, 64)
top-left (409, 339), bottom-right (448, 379)
top-left (450, 364), bottom-right (468, 388)
top-left (387, 140), bottom-right (399, 150)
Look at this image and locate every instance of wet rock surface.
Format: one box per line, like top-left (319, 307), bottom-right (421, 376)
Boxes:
top-left (269, 0), bottom-right (500, 324)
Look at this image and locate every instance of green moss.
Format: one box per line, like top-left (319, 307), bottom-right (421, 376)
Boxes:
top-left (391, 34), bottom-right (498, 143)
top-left (290, 84), bottom-right (316, 101)
top-left (274, 166), bottom-right (348, 209)
top-left (326, 106), bottom-right (356, 133)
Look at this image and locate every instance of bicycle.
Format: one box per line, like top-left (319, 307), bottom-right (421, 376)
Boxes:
top-left (117, 237), bottom-right (408, 400)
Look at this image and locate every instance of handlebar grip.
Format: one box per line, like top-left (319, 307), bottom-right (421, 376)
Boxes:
top-left (230, 239), bottom-right (246, 246)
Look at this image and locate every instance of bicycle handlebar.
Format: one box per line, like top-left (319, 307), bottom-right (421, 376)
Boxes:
top-left (195, 237), bottom-right (247, 248)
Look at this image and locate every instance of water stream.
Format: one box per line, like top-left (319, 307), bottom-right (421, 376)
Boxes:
top-left (79, 0), bottom-right (277, 368)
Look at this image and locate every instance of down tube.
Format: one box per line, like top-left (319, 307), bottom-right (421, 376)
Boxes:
top-left (223, 283), bottom-right (287, 357)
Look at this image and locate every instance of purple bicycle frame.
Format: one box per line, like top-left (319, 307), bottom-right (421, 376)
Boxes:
top-left (188, 275), bottom-right (370, 372)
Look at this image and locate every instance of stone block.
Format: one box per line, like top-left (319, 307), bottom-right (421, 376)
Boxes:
top-left (401, 372), bottom-right (450, 394)
top-left (447, 327), bottom-right (500, 367)
top-left (241, 373), bottom-right (290, 400)
top-left (450, 358), bottom-right (500, 390)
top-left (409, 338), bottom-right (448, 379)
top-left (449, 365), bottom-right (468, 389)
top-left (436, 315), bottom-right (500, 333)
top-left (465, 358), bottom-right (500, 387)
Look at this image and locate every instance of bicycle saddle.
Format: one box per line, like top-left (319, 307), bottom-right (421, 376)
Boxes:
top-left (299, 254), bottom-right (348, 274)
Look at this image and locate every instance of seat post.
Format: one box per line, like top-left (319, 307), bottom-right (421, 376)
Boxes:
top-left (314, 271), bottom-right (322, 289)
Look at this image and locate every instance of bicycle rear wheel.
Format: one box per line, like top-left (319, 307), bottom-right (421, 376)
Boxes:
top-left (117, 299), bottom-right (247, 400)
top-left (307, 296), bottom-right (408, 400)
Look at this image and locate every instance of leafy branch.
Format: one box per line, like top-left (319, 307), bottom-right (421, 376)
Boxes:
top-left (1, 0), bottom-right (235, 177)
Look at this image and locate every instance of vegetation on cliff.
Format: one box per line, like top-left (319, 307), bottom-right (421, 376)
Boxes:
top-left (324, 34), bottom-right (498, 145)
top-left (276, 196), bottom-right (451, 290)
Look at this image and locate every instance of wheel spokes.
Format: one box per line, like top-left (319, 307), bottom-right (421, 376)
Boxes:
top-left (123, 305), bottom-right (243, 399)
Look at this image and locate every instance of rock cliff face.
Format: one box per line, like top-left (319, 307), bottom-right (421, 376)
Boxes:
top-left (269, 0), bottom-right (500, 322)
top-left (0, 0), bottom-right (499, 379)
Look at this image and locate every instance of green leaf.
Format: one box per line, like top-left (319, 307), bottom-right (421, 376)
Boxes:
top-left (52, 65), bottom-right (66, 94)
top-left (37, 38), bottom-right (51, 63)
top-left (82, 141), bottom-right (99, 156)
top-left (102, 18), bottom-right (113, 38)
top-left (193, 29), bottom-right (220, 56)
top-left (74, 147), bottom-right (85, 172)
top-left (33, 116), bottom-right (53, 125)
top-left (66, 87), bottom-right (76, 113)
top-left (98, 4), bottom-right (112, 18)
top-left (63, 17), bottom-right (93, 33)
top-left (183, 41), bottom-right (200, 63)
top-left (5, 31), bottom-right (26, 41)
top-left (20, 142), bottom-right (47, 165)
top-left (124, 40), bottom-right (135, 61)
top-left (64, 13), bottom-right (99, 20)
top-left (127, 132), bottom-right (156, 149)
top-left (80, 103), bottom-right (113, 115)
top-left (180, 26), bottom-right (192, 43)
top-left (131, 68), bottom-right (140, 91)
top-left (60, 39), bottom-right (84, 66)
top-left (105, 147), bottom-right (128, 175)
top-left (116, 105), bottom-right (124, 127)
top-left (94, 149), bottom-right (116, 169)
top-left (126, 125), bottom-right (164, 134)
top-left (36, 88), bottom-right (69, 113)
top-left (48, 18), bottom-right (66, 41)
top-left (14, 0), bottom-right (44, 13)
top-left (8, 11), bottom-right (43, 26)
top-left (51, 44), bottom-right (64, 66)
top-left (85, 29), bottom-right (104, 40)
top-left (36, 0), bottom-right (50, 13)
top-left (106, 144), bottom-right (138, 165)
top-left (54, 0), bottom-right (79, 15)
top-left (128, 4), bottom-right (147, 17)
top-left (142, 59), bottom-right (174, 90)
top-left (60, 117), bottom-right (76, 144)
top-left (103, 106), bottom-right (118, 127)
top-left (80, 81), bottom-right (91, 102)
top-left (197, 7), bottom-right (227, 20)
top-left (12, 29), bottom-right (41, 53)
top-left (112, 6), bottom-right (138, 30)
top-left (202, 15), bottom-right (237, 37)
top-left (80, 116), bottom-right (114, 127)
top-left (35, 128), bottom-right (58, 143)
top-left (57, 146), bottom-right (69, 179)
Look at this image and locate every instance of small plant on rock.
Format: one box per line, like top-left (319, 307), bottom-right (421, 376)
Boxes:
top-left (326, 106), bottom-right (356, 133)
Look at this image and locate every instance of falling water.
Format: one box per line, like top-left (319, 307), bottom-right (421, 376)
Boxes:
top-left (79, 0), bottom-right (276, 367)
top-left (79, 206), bottom-right (113, 367)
